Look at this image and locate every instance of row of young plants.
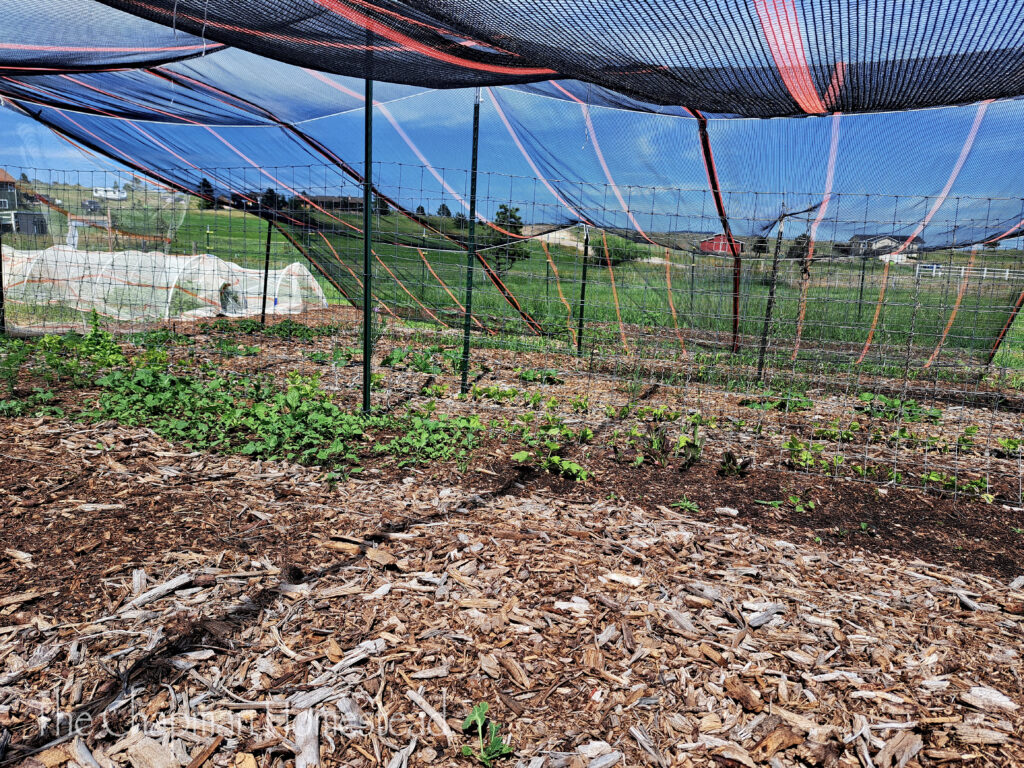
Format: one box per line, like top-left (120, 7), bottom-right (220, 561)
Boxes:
top-left (0, 318), bottom-right (485, 477)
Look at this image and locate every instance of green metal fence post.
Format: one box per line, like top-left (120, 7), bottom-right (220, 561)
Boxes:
top-left (460, 88), bottom-right (482, 395)
top-left (260, 215), bottom-right (272, 325)
top-left (362, 77), bottom-right (374, 414)
top-left (756, 213), bottom-right (787, 380)
top-left (0, 228), bottom-right (6, 336)
top-left (576, 225), bottom-right (590, 355)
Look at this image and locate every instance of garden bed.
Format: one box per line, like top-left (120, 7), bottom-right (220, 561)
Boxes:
top-left (1, 315), bottom-right (1023, 768)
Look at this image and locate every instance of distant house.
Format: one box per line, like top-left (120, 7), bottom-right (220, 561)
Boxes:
top-left (698, 233), bottom-right (745, 255)
top-left (305, 195), bottom-right (364, 213)
top-left (0, 168), bottom-right (48, 236)
top-left (0, 169), bottom-right (17, 232)
top-left (850, 234), bottom-right (924, 256)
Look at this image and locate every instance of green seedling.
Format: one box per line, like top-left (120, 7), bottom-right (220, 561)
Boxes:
top-left (461, 702), bottom-right (514, 768)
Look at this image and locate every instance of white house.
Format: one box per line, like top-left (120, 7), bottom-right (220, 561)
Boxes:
top-left (850, 234), bottom-right (923, 256)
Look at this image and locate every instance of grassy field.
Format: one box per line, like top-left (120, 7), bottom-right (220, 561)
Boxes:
top-left (6, 199), bottom-right (1023, 378)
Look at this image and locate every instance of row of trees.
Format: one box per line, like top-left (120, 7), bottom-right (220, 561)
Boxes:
top-left (194, 178), bottom-right (532, 274)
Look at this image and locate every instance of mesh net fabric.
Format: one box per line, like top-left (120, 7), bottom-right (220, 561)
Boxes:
top-left (2, 1), bottom-right (1024, 364)
top-left (80, 0), bottom-right (1024, 117)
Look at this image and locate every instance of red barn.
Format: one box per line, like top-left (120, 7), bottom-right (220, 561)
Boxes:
top-left (698, 234), bottom-right (745, 255)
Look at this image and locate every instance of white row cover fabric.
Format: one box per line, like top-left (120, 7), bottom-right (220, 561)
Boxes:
top-left (1, 244), bottom-right (328, 329)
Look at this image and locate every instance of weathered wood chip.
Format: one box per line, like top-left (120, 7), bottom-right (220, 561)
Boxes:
top-left (710, 743), bottom-right (756, 768)
top-left (125, 737), bottom-right (178, 768)
top-left (365, 547), bottom-right (397, 567)
top-left (958, 686), bottom-right (1019, 713)
top-left (751, 726), bottom-right (804, 761)
top-left (953, 724), bottom-right (1010, 745)
top-left (724, 676), bottom-right (764, 713)
top-left (499, 654), bottom-right (532, 689)
top-left (293, 709), bottom-right (320, 768)
top-left (479, 652), bottom-right (502, 679)
top-left (874, 731), bottom-right (923, 768)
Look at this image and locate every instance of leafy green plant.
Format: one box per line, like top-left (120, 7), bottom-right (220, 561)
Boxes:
top-left (421, 382), bottom-right (449, 398)
top-left (0, 388), bottom-right (63, 418)
top-left (636, 405), bottom-right (682, 422)
top-left (995, 437), bottom-right (1022, 458)
top-left (374, 410), bottom-right (483, 467)
top-left (381, 347), bottom-right (410, 368)
top-left (0, 339), bottom-right (30, 396)
top-left (129, 328), bottom-right (193, 347)
top-left (813, 419), bottom-right (860, 442)
top-left (569, 395), bottom-right (589, 413)
top-left (687, 411), bottom-right (716, 428)
top-left (784, 435), bottom-right (823, 469)
top-left (820, 454), bottom-right (844, 476)
top-left (787, 493), bottom-right (816, 514)
top-left (410, 349), bottom-right (442, 373)
top-left (671, 496), bottom-right (700, 513)
top-left (307, 346), bottom-right (355, 366)
top-left (740, 389), bottom-right (813, 413)
top-left (461, 702), bottom-right (514, 768)
top-left (472, 385), bottom-right (518, 403)
top-left (213, 338), bottom-right (260, 357)
top-left (516, 367), bottom-right (563, 385)
top-left (856, 392), bottom-right (942, 424)
top-left (674, 424), bottom-right (704, 469)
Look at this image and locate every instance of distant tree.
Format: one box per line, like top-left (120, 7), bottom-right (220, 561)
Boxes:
top-left (197, 178), bottom-right (216, 210)
top-left (492, 204), bottom-right (530, 274)
top-left (786, 233), bottom-right (810, 260)
top-left (18, 172), bottom-right (29, 184)
top-left (415, 205), bottom-right (426, 216)
top-left (436, 203), bottom-right (452, 218)
top-left (374, 195), bottom-right (390, 215)
top-left (752, 235), bottom-right (769, 257)
top-left (260, 187), bottom-right (285, 210)
top-left (833, 241), bottom-right (853, 258)
top-left (453, 211), bottom-right (468, 227)
top-left (112, 181), bottom-right (119, 191)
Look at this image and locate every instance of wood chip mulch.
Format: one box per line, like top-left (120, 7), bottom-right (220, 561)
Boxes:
top-left (1, 418), bottom-right (1023, 768)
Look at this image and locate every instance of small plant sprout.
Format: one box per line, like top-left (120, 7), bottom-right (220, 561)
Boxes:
top-left (461, 702), bottom-right (514, 768)
top-left (671, 496), bottom-right (700, 513)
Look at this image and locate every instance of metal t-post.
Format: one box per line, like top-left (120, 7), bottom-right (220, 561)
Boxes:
top-left (260, 215), bottom-right (272, 325)
top-left (858, 256), bottom-right (867, 320)
top-left (460, 88), bottom-right (482, 395)
top-left (362, 77), bottom-right (374, 414)
top-left (756, 213), bottom-right (787, 380)
top-left (0, 228), bottom-right (6, 335)
top-left (576, 225), bottom-right (590, 355)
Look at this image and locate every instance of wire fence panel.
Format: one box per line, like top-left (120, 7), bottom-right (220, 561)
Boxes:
top-left (2, 164), bottom-right (1022, 502)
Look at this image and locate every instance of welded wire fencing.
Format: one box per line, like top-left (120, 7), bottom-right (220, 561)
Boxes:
top-left (2, 164), bottom-right (1023, 501)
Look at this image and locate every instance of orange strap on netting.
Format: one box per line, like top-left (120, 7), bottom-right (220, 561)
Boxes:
top-left (416, 248), bottom-right (489, 332)
top-left (792, 112), bottom-right (841, 360)
top-left (540, 241), bottom-right (576, 346)
top-left (372, 251), bottom-right (450, 328)
top-left (989, 286), bottom-right (1024, 365)
top-left (315, 231), bottom-right (398, 318)
top-left (854, 260), bottom-right (890, 365)
top-left (663, 248), bottom-right (686, 355)
top-left (924, 249), bottom-right (976, 369)
top-left (857, 101), bottom-right (988, 365)
top-left (601, 231), bottom-right (630, 353)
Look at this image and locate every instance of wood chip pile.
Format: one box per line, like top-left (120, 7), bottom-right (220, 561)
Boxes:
top-left (1, 421), bottom-right (1023, 768)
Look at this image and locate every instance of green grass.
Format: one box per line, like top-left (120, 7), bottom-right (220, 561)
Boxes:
top-left (14, 197), bottom-right (1023, 377)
